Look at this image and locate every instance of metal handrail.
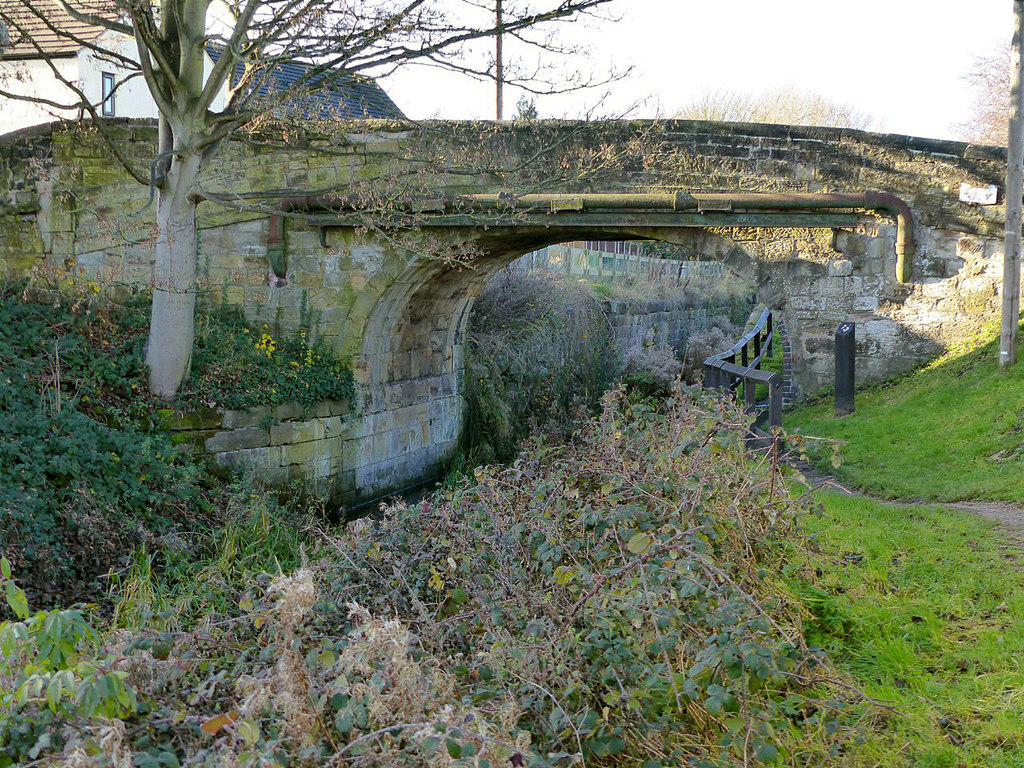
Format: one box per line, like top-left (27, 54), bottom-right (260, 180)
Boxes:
top-left (703, 309), bottom-right (782, 432)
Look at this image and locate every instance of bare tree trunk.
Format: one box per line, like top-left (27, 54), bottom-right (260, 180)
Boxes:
top-left (146, 151), bottom-right (202, 396)
top-left (1002, 0), bottom-right (1024, 368)
top-left (495, 0), bottom-right (504, 120)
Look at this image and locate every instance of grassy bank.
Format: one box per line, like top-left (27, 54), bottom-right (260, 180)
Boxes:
top-left (783, 324), bottom-right (1024, 765)
top-left (787, 327), bottom-right (1024, 502)
top-left (788, 491), bottom-right (1024, 766)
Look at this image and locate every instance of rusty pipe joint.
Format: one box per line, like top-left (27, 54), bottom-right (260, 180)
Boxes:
top-left (863, 191), bottom-right (915, 283)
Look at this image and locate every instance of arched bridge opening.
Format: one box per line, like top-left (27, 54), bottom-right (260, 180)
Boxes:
top-left (334, 193), bottom-right (904, 501)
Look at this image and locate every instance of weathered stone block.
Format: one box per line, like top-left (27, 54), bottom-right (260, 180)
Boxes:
top-left (155, 406), bottom-right (223, 431)
top-left (222, 406), bottom-right (273, 429)
top-left (311, 399), bottom-right (351, 418)
top-left (272, 401), bottom-right (304, 421)
top-left (205, 427), bottom-right (271, 452)
top-left (269, 422), bottom-right (294, 446)
top-left (828, 259), bottom-right (853, 277)
top-left (853, 295), bottom-right (879, 311)
top-left (214, 445), bottom-right (283, 478)
top-left (282, 440), bottom-right (318, 466)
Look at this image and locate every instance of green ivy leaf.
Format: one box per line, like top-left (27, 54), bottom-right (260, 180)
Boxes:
top-left (756, 742), bottom-right (779, 763)
top-left (446, 738), bottom-right (462, 759)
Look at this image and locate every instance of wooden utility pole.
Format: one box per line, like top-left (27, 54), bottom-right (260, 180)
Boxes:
top-left (495, 0), bottom-right (504, 120)
top-left (1001, 0), bottom-right (1024, 367)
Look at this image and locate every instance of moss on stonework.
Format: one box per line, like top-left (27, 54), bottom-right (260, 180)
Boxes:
top-left (155, 407), bottom-right (225, 432)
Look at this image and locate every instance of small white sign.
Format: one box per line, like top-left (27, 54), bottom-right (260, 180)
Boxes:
top-left (959, 182), bottom-right (998, 205)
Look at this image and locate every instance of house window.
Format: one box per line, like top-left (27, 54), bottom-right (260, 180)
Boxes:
top-left (101, 72), bottom-right (115, 116)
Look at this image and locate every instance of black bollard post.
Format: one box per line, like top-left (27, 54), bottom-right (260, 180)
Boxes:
top-left (835, 322), bottom-right (856, 417)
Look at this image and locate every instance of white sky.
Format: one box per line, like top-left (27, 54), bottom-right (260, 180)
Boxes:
top-left (381, 0), bottom-right (1010, 141)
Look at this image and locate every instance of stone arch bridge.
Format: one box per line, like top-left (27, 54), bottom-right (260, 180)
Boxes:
top-left (0, 119), bottom-right (1008, 505)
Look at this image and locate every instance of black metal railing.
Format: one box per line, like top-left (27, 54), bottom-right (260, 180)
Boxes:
top-left (703, 308), bottom-right (782, 433)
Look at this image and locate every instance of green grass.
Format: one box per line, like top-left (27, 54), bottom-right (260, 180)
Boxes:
top-left (787, 327), bottom-right (1024, 502)
top-left (789, 491), bottom-right (1024, 767)
top-left (783, 326), bottom-right (1024, 764)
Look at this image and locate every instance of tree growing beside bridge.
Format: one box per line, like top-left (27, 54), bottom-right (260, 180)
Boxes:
top-left (0, 0), bottom-right (617, 397)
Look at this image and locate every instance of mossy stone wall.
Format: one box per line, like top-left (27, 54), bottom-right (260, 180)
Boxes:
top-left (0, 118), bottom-right (1010, 505)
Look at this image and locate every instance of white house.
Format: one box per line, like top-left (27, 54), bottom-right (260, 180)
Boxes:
top-left (0, 0), bottom-right (167, 134)
top-left (0, 0), bottom-right (403, 137)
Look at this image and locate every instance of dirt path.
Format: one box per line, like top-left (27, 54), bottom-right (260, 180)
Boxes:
top-left (791, 462), bottom-right (1024, 547)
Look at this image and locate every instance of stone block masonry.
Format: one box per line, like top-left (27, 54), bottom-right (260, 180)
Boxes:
top-left (603, 298), bottom-right (716, 354)
top-left (0, 117), bottom-right (1011, 505)
top-left (159, 399), bottom-right (362, 506)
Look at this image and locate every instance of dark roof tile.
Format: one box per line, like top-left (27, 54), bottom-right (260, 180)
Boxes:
top-left (208, 47), bottom-right (405, 120)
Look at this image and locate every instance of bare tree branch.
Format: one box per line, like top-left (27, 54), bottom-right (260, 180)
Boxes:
top-left (954, 39), bottom-right (1011, 146)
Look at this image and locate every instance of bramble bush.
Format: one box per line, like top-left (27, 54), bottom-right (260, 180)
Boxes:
top-left (464, 271), bottom-right (620, 463)
top-left (679, 317), bottom-right (743, 384)
top-left (620, 335), bottom-right (685, 396)
top-left (321, 389), bottom-right (842, 766)
top-left (4, 389), bottom-right (868, 766)
top-left (0, 557), bottom-right (136, 766)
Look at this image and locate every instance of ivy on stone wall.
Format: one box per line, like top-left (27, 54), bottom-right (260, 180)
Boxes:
top-left (185, 309), bottom-right (357, 411)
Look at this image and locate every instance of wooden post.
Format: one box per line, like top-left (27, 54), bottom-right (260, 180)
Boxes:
top-left (743, 374), bottom-right (756, 414)
top-left (703, 364), bottom-right (717, 390)
top-left (769, 379), bottom-right (783, 430)
top-left (1002, 0), bottom-right (1024, 368)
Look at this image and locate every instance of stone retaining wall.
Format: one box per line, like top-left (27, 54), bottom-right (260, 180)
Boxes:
top-left (159, 399), bottom-right (355, 503)
top-left (603, 299), bottom-right (716, 353)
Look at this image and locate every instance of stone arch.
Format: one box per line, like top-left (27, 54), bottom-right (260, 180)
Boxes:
top-left (360, 224), bottom-right (769, 398)
top-left (350, 224), bottom-right (791, 500)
